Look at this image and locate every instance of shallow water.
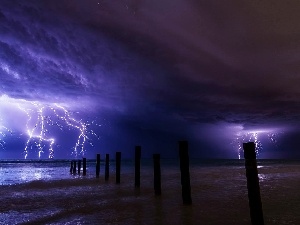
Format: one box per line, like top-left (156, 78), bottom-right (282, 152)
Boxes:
top-left (0, 159), bottom-right (299, 224)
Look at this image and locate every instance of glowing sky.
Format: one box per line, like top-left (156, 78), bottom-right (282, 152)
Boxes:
top-left (1, 0), bottom-right (300, 159)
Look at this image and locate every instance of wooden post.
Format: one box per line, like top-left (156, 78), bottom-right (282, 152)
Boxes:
top-left (105, 154), bottom-right (109, 181)
top-left (116, 152), bottom-right (121, 184)
top-left (243, 142), bottom-right (264, 225)
top-left (78, 160), bottom-right (81, 175)
top-left (153, 154), bottom-right (161, 196)
top-left (72, 160), bottom-right (77, 174)
top-left (179, 141), bottom-right (192, 204)
top-left (70, 161), bottom-right (73, 174)
top-left (135, 146), bottom-right (141, 188)
top-left (83, 158), bottom-right (86, 176)
top-left (96, 154), bottom-right (100, 178)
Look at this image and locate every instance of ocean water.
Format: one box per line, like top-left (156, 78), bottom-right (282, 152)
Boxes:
top-left (0, 159), bottom-right (299, 225)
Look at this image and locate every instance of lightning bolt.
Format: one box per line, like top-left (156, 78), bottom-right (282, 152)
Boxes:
top-left (0, 94), bottom-right (102, 159)
top-left (18, 103), bottom-right (55, 159)
top-left (0, 126), bottom-right (8, 150)
top-left (51, 104), bottom-right (100, 157)
top-left (0, 118), bottom-right (13, 151)
top-left (233, 131), bottom-right (281, 159)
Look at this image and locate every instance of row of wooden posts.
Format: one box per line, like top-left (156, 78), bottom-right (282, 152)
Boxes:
top-left (70, 151), bottom-right (123, 183)
top-left (69, 151), bottom-right (165, 197)
top-left (70, 141), bottom-right (191, 203)
top-left (70, 141), bottom-right (264, 225)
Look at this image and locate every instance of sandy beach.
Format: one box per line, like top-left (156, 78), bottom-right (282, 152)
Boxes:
top-left (0, 160), bottom-right (299, 224)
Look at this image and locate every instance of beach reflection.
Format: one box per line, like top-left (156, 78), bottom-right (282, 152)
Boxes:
top-left (0, 160), bottom-right (299, 224)
top-left (258, 173), bottom-right (267, 182)
top-left (20, 168), bottom-right (47, 181)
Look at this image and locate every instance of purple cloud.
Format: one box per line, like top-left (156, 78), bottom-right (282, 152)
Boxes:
top-left (1, 0), bottom-right (300, 158)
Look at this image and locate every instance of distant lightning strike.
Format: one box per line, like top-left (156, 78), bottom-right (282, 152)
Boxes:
top-left (19, 104), bottom-right (55, 159)
top-left (51, 104), bottom-right (97, 157)
top-left (0, 95), bottom-right (100, 159)
top-left (0, 114), bottom-right (13, 150)
top-left (236, 132), bottom-right (262, 159)
top-left (233, 129), bottom-right (281, 159)
top-left (0, 125), bottom-right (12, 150)
top-left (22, 103), bottom-right (99, 159)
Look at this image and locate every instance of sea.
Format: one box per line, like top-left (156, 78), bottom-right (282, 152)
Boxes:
top-left (0, 159), bottom-right (299, 225)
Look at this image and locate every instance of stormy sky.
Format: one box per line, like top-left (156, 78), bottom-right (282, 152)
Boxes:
top-left (0, 0), bottom-right (300, 159)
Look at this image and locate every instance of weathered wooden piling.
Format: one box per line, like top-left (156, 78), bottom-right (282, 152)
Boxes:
top-left (153, 154), bottom-right (161, 196)
top-left (72, 160), bottom-right (77, 174)
top-left (243, 142), bottom-right (264, 225)
top-left (105, 154), bottom-right (109, 181)
top-left (70, 161), bottom-right (73, 174)
top-left (116, 152), bottom-right (121, 184)
top-left (96, 154), bottom-right (100, 178)
top-left (78, 160), bottom-right (81, 175)
top-left (135, 146), bottom-right (141, 188)
top-left (179, 140), bottom-right (192, 205)
top-left (83, 158), bottom-right (86, 176)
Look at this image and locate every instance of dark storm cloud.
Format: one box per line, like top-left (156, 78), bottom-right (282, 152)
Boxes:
top-left (1, 0), bottom-right (300, 158)
top-left (0, 0), bottom-right (166, 111)
top-left (50, 0), bottom-right (300, 128)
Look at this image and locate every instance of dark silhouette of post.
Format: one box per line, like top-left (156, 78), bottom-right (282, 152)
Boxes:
top-left (83, 158), bottom-right (86, 176)
top-left (72, 160), bottom-right (77, 174)
top-left (105, 154), bottom-right (109, 181)
top-left (153, 154), bottom-right (161, 196)
top-left (96, 154), bottom-right (100, 178)
top-left (116, 152), bottom-right (121, 184)
top-left (78, 160), bottom-right (81, 175)
top-left (179, 141), bottom-right (192, 205)
top-left (70, 161), bottom-right (73, 174)
top-left (135, 146), bottom-right (141, 188)
top-left (243, 142), bottom-right (264, 225)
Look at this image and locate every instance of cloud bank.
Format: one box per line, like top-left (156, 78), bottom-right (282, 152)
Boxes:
top-left (1, 0), bottom-right (300, 158)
